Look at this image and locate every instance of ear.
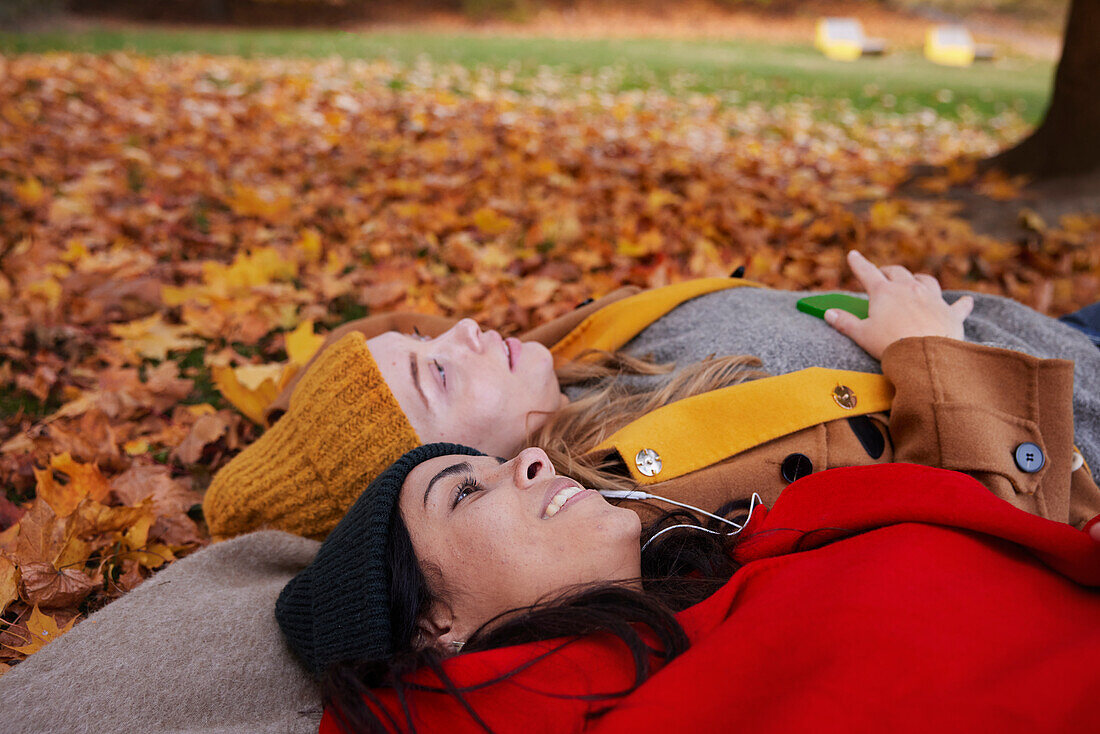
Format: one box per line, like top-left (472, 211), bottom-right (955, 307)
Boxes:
top-left (415, 600), bottom-right (460, 654)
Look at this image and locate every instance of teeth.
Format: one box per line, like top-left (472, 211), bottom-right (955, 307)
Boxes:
top-left (543, 486), bottom-right (583, 518)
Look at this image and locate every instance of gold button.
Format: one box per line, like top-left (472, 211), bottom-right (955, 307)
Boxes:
top-left (635, 448), bottom-right (662, 477)
top-left (832, 385), bottom-right (857, 410)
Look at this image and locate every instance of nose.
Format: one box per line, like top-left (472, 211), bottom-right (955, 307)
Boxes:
top-left (448, 318), bottom-right (482, 352)
top-left (512, 447), bottom-right (554, 489)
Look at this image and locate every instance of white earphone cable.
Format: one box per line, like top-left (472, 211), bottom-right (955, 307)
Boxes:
top-left (600, 489), bottom-right (763, 553)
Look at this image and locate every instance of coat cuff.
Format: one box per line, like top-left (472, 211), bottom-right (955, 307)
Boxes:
top-left (882, 336), bottom-right (1077, 524)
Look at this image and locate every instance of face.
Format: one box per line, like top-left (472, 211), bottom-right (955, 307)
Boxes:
top-left (399, 448), bottom-right (642, 648)
top-left (368, 320), bottom-right (566, 457)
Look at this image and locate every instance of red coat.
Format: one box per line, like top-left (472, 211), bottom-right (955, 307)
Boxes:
top-left (321, 464), bottom-right (1100, 734)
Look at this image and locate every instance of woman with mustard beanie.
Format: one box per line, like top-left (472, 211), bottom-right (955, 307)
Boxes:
top-left (275, 443), bottom-right (1100, 733)
top-left (205, 251), bottom-right (1100, 539)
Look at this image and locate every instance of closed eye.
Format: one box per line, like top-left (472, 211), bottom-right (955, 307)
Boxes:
top-left (432, 359), bottom-right (446, 388)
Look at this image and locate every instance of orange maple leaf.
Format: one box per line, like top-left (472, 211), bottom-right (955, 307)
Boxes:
top-left (3, 605), bottom-right (78, 656)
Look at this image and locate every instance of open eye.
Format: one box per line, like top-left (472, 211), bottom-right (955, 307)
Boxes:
top-left (452, 477), bottom-right (483, 508)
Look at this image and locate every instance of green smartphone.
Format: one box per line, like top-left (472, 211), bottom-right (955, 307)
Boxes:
top-left (796, 293), bottom-right (869, 320)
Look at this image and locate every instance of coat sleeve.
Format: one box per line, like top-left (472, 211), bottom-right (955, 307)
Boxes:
top-left (881, 336), bottom-right (1100, 528)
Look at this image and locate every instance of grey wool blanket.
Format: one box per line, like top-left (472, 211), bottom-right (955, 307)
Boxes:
top-left (0, 531), bottom-right (321, 734)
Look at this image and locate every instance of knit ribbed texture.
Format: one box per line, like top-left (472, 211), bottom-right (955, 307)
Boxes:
top-left (202, 332), bottom-right (420, 540)
top-left (276, 443), bottom-right (486, 678)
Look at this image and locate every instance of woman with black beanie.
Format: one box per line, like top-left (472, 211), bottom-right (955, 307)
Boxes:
top-left (276, 443), bottom-right (1100, 734)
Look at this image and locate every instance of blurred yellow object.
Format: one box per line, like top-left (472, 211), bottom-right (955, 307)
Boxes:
top-left (925, 25), bottom-right (995, 67)
top-left (815, 18), bottom-right (887, 62)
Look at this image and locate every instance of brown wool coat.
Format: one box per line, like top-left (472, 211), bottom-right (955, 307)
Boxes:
top-left (269, 285), bottom-right (1100, 530)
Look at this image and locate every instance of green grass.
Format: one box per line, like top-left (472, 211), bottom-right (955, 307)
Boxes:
top-left (0, 26), bottom-right (1054, 121)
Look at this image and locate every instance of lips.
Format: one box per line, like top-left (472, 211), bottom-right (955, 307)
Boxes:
top-left (540, 477), bottom-right (593, 519)
top-left (505, 337), bottom-right (521, 371)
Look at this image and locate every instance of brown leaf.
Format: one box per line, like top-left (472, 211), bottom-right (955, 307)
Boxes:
top-left (151, 513), bottom-right (204, 547)
top-left (14, 365), bottom-right (57, 402)
top-left (111, 463), bottom-right (201, 516)
top-left (0, 496), bottom-right (24, 531)
top-left (20, 561), bottom-right (97, 609)
top-left (12, 500), bottom-right (67, 568)
top-left (171, 412), bottom-right (231, 464)
top-left (360, 281), bottom-right (407, 308)
top-left (45, 410), bottom-right (121, 469)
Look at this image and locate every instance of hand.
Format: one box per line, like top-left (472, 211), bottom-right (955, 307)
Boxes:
top-left (824, 250), bottom-right (974, 361)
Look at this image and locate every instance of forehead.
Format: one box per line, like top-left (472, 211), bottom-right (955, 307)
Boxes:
top-left (366, 331), bottom-right (408, 362)
top-left (400, 454), bottom-right (495, 510)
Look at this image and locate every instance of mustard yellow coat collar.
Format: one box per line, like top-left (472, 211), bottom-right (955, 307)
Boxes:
top-left (549, 277), bottom-right (894, 484)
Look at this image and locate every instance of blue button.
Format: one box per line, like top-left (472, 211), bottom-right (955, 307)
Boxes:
top-left (1014, 442), bottom-right (1045, 473)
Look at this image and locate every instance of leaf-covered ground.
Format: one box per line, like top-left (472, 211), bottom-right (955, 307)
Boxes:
top-left (1, 52), bottom-right (1098, 673)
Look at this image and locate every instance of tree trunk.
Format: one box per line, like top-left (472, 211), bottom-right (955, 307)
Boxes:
top-left (203, 0), bottom-right (231, 22)
top-left (987, 0), bottom-right (1100, 178)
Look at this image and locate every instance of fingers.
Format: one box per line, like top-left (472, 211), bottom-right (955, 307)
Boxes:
top-left (846, 250), bottom-right (888, 292)
top-left (914, 273), bottom-right (942, 293)
top-left (880, 265), bottom-right (915, 282)
top-left (950, 295), bottom-right (974, 320)
top-left (824, 308), bottom-right (864, 339)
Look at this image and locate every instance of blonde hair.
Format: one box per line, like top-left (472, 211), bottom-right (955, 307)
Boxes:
top-left (529, 350), bottom-right (769, 492)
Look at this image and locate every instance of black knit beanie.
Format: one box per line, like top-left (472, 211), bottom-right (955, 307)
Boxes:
top-left (275, 442), bottom-right (486, 678)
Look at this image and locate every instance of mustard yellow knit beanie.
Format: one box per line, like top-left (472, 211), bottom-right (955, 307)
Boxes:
top-left (202, 332), bottom-right (420, 540)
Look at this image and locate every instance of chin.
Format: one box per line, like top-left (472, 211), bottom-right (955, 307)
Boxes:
top-left (598, 503), bottom-right (642, 538)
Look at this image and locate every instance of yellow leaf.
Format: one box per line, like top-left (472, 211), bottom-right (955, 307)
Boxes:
top-left (1060, 214), bottom-right (1097, 234)
top-left (161, 284), bottom-right (209, 307)
top-left (226, 183), bottom-right (292, 221)
top-left (123, 439), bottom-right (150, 456)
top-left (870, 200), bottom-right (901, 230)
top-left (295, 229), bottom-right (323, 264)
top-left (184, 404), bottom-right (217, 417)
top-left (980, 240), bottom-right (1017, 264)
top-left (108, 314), bottom-right (204, 362)
top-left (212, 364), bottom-right (283, 425)
top-left (26, 278), bottom-right (62, 308)
top-left (123, 513), bottom-right (155, 551)
top-left (472, 207), bottom-right (515, 236)
top-left (1018, 208), bottom-right (1046, 233)
top-left (0, 556), bottom-right (19, 612)
top-left (616, 230), bottom-right (663, 259)
top-left (5, 605), bottom-right (77, 656)
top-left (233, 363), bottom-right (286, 391)
top-left (647, 189), bottom-right (679, 212)
top-left (15, 177), bottom-right (45, 206)
top-left (286, 320), bottom-right (325, 367)
top-left (616, 237), bottom-right (647, 258)
top-left (60, 238), bottom-right (89, 263)
top-left (34, 466), bottom-right (85, 519)
top-left (50, 453), bottom-right (111, 504)
top-left (73, 499), bottom-right (153, 538)
top-left (121, 543), bottom-right (175, 569)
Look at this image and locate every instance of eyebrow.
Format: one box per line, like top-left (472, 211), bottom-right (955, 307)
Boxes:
top-left (409, 352), bottom-right (430, 411)
top-left (423, 461), bottom-right (473, 508)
